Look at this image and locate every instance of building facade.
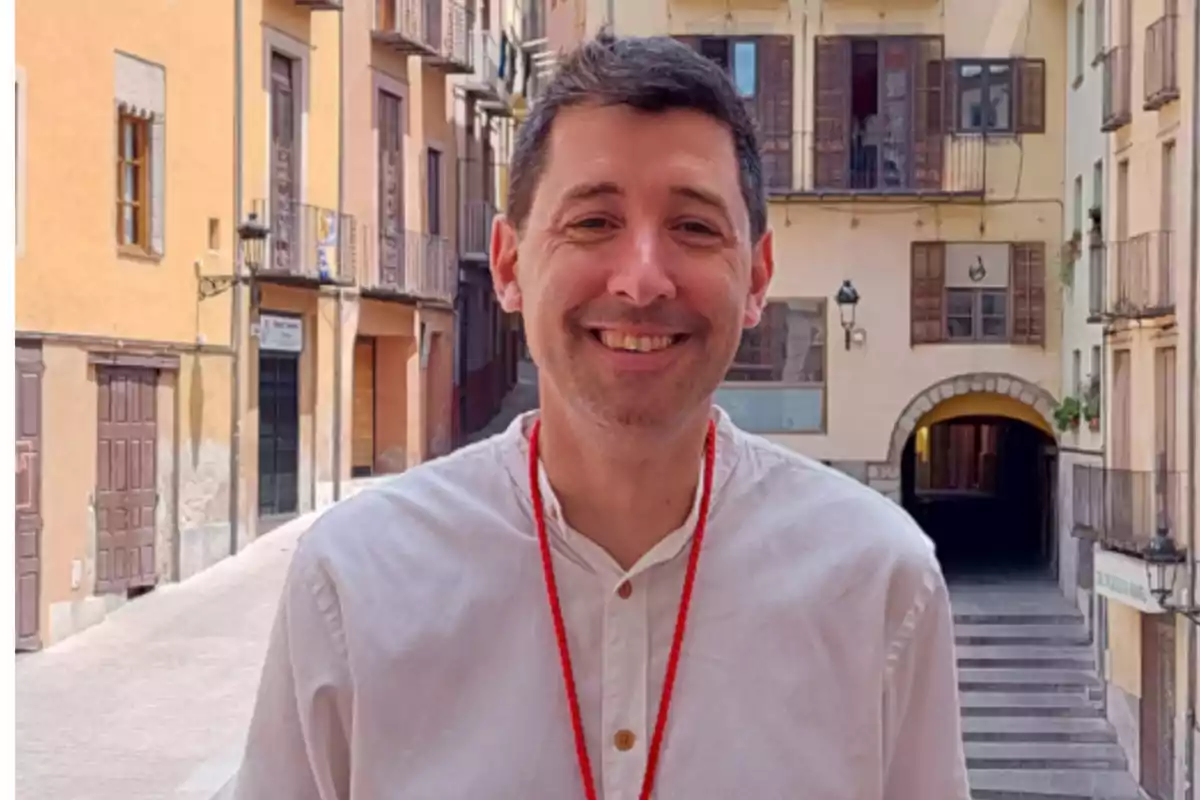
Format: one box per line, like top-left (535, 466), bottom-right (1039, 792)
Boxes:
top-left (1065, 0), bottom-right (1199, 795)
top-left (14, 0), bottom-right (521, 648)
top-left (547, 0), bottom-right (1069, 578)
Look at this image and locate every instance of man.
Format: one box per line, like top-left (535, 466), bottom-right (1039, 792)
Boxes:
top-left (233, 33), bottom-right (970, 800)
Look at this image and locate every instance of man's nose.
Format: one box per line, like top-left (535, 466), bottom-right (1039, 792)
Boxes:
top-left (605, 226), bottom-right (677, 308)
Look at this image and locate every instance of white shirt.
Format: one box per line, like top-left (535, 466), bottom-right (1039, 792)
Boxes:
top-left (232, 408), bottom-right (971, 800)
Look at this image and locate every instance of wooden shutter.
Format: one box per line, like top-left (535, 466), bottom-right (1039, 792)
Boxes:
top-left (945, 59), bottom-right (962, 133)
top-left (912, 36), bottom-right (945, 191)
top-left (1011, 242), bottom-right (1046, 344)
top-left (756, 36), bottom-right (794, 193)
top-left (911, 242), bottom-right (946, 343)
top-left (813, 36), bottom-right (851, 190)
top-left (1015, 59), bottom-right (1047, 133)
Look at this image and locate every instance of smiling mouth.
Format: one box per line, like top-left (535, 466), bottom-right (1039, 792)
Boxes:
top-left (591, 330), bottom-right (687, 353)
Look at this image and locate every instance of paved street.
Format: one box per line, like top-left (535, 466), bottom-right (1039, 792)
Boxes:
top-left (15, 512), bottom-right (318, 800)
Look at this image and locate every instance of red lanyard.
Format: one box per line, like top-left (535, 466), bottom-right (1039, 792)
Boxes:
top-left (528, 418), bottom-right (718, 800)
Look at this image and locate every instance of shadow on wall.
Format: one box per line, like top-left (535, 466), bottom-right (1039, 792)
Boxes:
top-left (189, 356), bottom-right (204, 469)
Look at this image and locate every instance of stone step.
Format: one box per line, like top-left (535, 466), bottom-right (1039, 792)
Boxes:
top-left (957, 644), bottom-right (1097, 670)
top-left (956, 624), bottom-right (1092, 647)
top-left (964, 741), bottom-right (1128, 770)
top-left (969, 767), bottom-right (1142, 799)
top-left (960, 692), bottom-right (1105, 718)
top-left (955, 612), bottom-right (1086, 626)
top-left (961, 715), bottom-right (1118, 743)
top-left (958, 668), bottom-right (1102, 693)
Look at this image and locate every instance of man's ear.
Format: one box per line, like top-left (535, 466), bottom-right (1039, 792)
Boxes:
top-left (743, 227), bottom-right (775, 327)
top-left (490, 214), bottom-right (523, 313)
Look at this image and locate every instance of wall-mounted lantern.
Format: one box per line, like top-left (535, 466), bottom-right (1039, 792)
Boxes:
top-left (835, 279), bottom-right (861, 351)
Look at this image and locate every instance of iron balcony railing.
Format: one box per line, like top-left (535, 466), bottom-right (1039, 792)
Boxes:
top-left (1087, 240), bottom-right (1106, 319)
top-left (1107, 230), bottom-right (1175, 317)
top-left (428, 0), bottom-right (473, 73)
top-left (1073, 464), bottom-right (1185, 556)
top-left (373, 0), bottom-right (470, 70)
top-left (799, 129), bottom-right (986, 196)
top-left (359, 225), bottom-right (457, 305)
top-left (250, 198), bottom-right (357, 284)
top-left (458, 156), bottom-right (499, 259)
top-left (1101, 45), bottom-right (1133, 131)
top-left (1144, 14), bottom-right (1180, 109)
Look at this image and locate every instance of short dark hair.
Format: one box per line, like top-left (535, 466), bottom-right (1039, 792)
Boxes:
top-left (506, 32), bottom-right (767, 242)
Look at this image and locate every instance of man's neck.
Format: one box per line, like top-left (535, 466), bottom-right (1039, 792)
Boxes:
top-left (535, 398), bottom-right (712, 571)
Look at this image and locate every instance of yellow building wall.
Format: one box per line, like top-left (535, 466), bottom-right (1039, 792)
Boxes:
top-left (1107, 601), bottom-right (1142, 697)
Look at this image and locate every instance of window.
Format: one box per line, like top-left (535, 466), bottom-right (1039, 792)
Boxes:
top-left (911, 241), bottom-right (1046, 345)
top-left (915, 421), bottom-right (999, 494)
top-left (1092, 160), bottom-right (1104, 216)
top-left (714, 298), bottom-right (826, 433)
top-left (952, 58), bottom-right (1045, 134)
top-left (679, 35), bottom-right (792, 191)
top-left (1072, 349), bottom-right (1082, 394)
top-left (1074, 175), bottom-right (1084, 236)
top-left (1095, 0), bottom-right (1106, 61)
top-left (117, 113), bottom-right (151, 251)
top-left (1075, 2), bottom-right (1086, 82)
top-left (426, 147), bottom-right (442, 236)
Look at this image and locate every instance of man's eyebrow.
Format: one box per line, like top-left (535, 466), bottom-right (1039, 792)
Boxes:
top-left (670, 185), bottom-right (733, 224)
top-left (558, 181), bottom-right (623, 206)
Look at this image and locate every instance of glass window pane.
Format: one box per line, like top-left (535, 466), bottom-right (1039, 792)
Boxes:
top-left (122, 120), bottom-right (135, 157)
top-left (981, 291), bottom-right (1007, 316)
top-left (123, 164), bottom-right (138, 202)
top-left (732, 42), bottom-right (756, 98)
top-left (122, 204), bottom-right (135, 244)
top-left (988, 67), bottom-right (1012, 130)
top-left (947, 289), bottom-right (974, 314)
top-left (947, 317), bottom-right (974, 338)
top-left (981, 317), bottom-right (1007, 338)
top-left (714, 386), bottom-right (824, 432)
top-left (726, 298), bottom-right (826, 383)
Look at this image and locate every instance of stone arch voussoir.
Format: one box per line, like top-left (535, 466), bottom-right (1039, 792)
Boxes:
top-left (885, 372), bottom-right (1059, 466)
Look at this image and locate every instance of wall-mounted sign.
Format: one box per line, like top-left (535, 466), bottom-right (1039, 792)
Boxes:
top-left (258, 314), bottom-right (303, 353)
top-left (1094, 549), bottom-right (1172, 614)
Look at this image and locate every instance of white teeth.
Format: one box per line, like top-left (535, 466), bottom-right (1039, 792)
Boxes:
top-left (597, 331), bottom-right (676, 352)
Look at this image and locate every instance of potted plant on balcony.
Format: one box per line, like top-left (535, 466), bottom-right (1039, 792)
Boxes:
top-left (1053, 395), bottom-right (1083, 432)
top-left (1082, 374), bottom-right (1101, 432)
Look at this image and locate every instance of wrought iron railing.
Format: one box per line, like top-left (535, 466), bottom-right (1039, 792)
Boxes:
top-left (1107, 230), bottom-right (1175, 317)
top-left (800, 129), bottom-right (986, 196)
top-left (1073, 464), bottom-right (1184, 555)
top-left (1101, 45), bottom-right (1133, 130)
top-left (250, 198), bottom-right (357, 284)
top-left (360, 225), bottom-right (457, 304)
top-left (1144, 14), bottom-right (1180, 109)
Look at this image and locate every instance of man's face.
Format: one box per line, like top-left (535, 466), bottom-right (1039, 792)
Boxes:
top-left (491, 103), bottom-right (773, 431)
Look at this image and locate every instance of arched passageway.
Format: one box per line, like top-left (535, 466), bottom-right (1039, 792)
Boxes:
top-left (894, 386), bottom-right (1059, 579)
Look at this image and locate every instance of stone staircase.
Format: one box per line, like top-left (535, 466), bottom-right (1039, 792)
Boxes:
top-left (950, 579), bottom-right (1143, 800)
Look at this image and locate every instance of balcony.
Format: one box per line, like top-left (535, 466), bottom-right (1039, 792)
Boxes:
top-left (1101, 45), bottom-right (1132, 131)
top-left (1106, 230), bottom-right (1175, 318)
top-left (249, 198), bottom-right (357, 286)
top-left (793, 129), bottom-right (986, 199)
top-left (461, 29), bottom-right (509, 111)
top-left (374, 0), bottom-right (473, 72)
top-left (1073, 465), bottom-right (1184, 558)
top-left (360, 227), bottom-right (457, 305)
top-left (294, 0), bottom-right (343, 8)
top-left (1144, 14), bottom-right (1180, 110)
top-left (458, 157), bottom-right (498, 261)
top-left (1087, 239), bottom-right (1105, 321)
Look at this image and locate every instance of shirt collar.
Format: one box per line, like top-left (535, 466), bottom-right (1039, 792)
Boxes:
top-left (500, 405), bottom-right (744, 581)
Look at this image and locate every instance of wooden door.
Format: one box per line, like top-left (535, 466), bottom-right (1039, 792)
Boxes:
top-left (352, 337), bottom-right (376, 476)
top-left (1140, 613), bottom-right (1176, 799)
top-left (95, 366), bottom-right (158, 594)
top-left (15, 343), bottom-right (43, 650)
top-left (258, 352), bottom-right (300, 517)
top-left (270, 52), bottom-right (298, 273)
top-left (378, 90), bottom-right (405, 288)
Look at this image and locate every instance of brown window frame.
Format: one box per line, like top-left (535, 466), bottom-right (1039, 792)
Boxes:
top-left (952, 59), bottom-right (1016, 133)
top-left (950, 57), bottom-right (1046, 135)
top-left (116, 112), bottom-right (152, 253)
top-left (945, 286), bottom-right (1010, 342)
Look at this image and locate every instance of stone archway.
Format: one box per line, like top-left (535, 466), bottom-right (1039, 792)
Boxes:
top-left (865, 372), bottom-right (1059, 501)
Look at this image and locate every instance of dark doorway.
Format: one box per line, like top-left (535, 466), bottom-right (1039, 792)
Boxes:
top-left (258, 351), bottom-right (300, 517)
top-left (901, 415), bottom-right (1056, 577)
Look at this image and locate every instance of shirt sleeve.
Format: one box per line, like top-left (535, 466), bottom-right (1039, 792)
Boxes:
top-left (881, 569), bottom-right (972, 800)
top-left (230, 541), bottom-right (353, 800)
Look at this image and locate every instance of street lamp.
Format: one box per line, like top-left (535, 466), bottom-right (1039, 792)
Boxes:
top-left (835, 279), bottom-right (860, 351)
top-left (1143, 526), bottom-right (1200, 624)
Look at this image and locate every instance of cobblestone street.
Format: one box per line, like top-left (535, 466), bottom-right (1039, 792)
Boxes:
top-left (15, 513), bottom-right (316, 800)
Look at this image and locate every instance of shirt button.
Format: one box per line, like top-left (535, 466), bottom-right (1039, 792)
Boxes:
top-left (617, 580), bottom-right (632, 599)
top-left (613, 729), bottom-right (637, 751)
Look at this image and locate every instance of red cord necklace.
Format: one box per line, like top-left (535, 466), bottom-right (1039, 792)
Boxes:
top-left (528, 418), bottom-right (718, 800)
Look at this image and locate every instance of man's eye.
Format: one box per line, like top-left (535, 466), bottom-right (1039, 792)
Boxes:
top-left (571, 217), bottom-right (614, 230)
top-left (678, 220), bottom-right (719, 236)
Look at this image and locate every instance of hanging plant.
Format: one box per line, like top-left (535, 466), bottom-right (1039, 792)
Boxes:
top-left (1053, 396), bottom-right (1083, 432)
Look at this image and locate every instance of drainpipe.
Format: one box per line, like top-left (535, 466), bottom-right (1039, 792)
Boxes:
top-left (1183, 0), bottom-right (1200, 793)
top-left (331, 4), bottom-right (345, 503)
top-left (228, 0), bottom-right (245, 557)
